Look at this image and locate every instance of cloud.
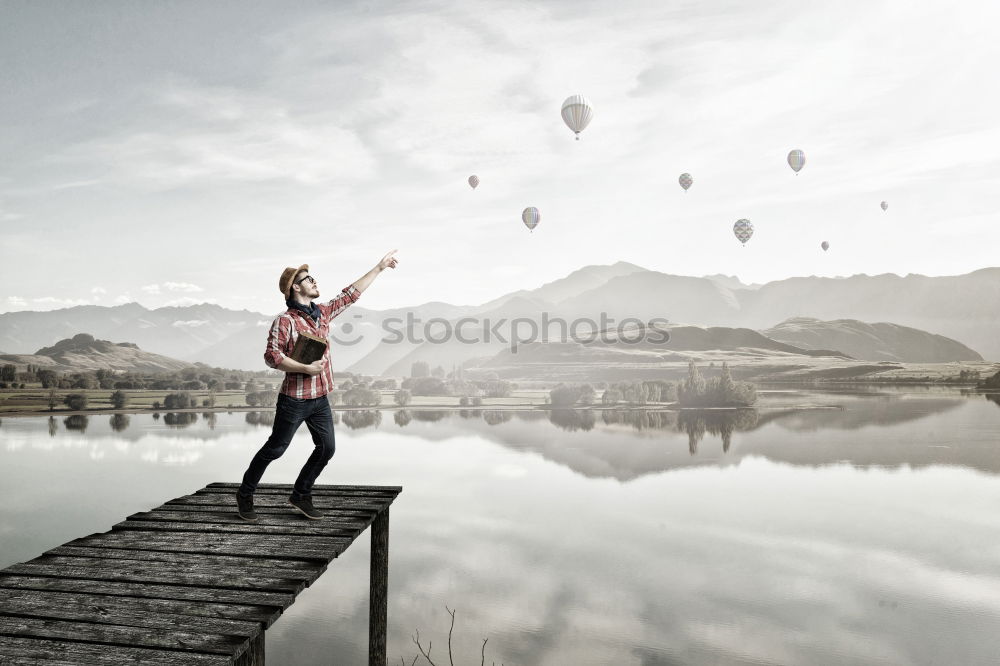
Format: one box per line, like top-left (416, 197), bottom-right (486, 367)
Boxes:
top-left (114, 294), bottom-right (133, 304)
top-left (164, 282), bottom-right (203, 293)
top-left (6, 296), bottom-right (27, 307)
top-left (51, 78), bottom-right (376, 190)
top-left (29, 297), bottom-right (93, 308)
top-left (172, 320), bottom-right (210, 328)
top-left (141, 284), bottom-right (161, 295)
top-left (90, 286), bottom-right (107, 295)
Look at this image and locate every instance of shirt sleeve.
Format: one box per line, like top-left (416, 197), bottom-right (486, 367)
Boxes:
top-left (264, 315), bottom-right (291, 369)
top-left (320, 285), bottom-right (361, 321)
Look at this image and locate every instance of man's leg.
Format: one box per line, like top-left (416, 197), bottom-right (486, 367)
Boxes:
top-left (291, 397), bottom-right (337, 501)
top-left (238, 394), bottom-right (308, 498)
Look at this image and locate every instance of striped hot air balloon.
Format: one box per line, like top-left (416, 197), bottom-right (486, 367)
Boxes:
top-left (468, 175), bottom-right (479, 189)
top-left (679, 173), bottom-right (693, 191)
top-left (787, 149), bottom-right (806, 174)
top-left (880, 201), bottom-right (888, 212)
top-left (821, 241), bottom-right (829, 251)
top-left (560, 95), bottom-right (593, 140)
top-left (733, 219), bottom-right (753, 245)
top-left (522, 207), bottom-right (540, 232)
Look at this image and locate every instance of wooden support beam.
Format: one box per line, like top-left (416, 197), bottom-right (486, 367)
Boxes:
top-left (369, 506), bottom-right (389, 666)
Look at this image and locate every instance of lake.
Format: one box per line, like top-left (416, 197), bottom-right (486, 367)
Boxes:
top-left (2, 387), bottom-right (1000, 665)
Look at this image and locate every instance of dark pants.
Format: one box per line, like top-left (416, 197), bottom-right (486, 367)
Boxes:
top-left (238, 393), bottom-right (336, 501)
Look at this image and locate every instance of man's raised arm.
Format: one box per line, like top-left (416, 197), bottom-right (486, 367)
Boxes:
top-left (351, 249), bottom-right (399, 294)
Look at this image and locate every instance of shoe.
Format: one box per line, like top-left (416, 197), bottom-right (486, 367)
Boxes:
top-left (236, 493), bottom-right (257, 522)
top-left (288, 496), bottom-right (324, 520)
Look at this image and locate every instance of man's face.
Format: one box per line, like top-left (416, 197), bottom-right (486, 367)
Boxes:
top-left (292, 271), bottom-right (320, 300)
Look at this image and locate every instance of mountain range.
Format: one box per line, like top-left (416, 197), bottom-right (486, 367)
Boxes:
top-left (0, 263), bottom-right (996, 373)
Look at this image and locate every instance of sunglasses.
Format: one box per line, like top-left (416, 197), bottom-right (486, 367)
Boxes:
top-left (295, 275), bottom-right (316, 285)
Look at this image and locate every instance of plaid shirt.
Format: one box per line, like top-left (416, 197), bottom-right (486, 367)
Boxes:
top-left (264, 285), bottom-right (361, 399)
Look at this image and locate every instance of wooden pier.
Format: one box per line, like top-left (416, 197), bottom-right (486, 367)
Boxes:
top-left (0, 482), bottom-right (401, 665)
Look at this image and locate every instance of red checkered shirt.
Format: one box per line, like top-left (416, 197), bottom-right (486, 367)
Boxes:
top-left (264, 285), bottom-right (361, 399)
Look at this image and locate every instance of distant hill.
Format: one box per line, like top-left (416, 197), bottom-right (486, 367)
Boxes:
top-left (0, 302), bottom-right (272, 361)
top-left (2, 264), bottom-right (998, 371)
top-left (736, 269), bottom-right (1000, 360)
top-left (464, 323), bottom-right (856, 382)
top-left (0, 333), bottom-right (192, 373)
top-left (702, 274), bottom-right (762, 291)
top-left (762, 317), bottom-right (983, 362)
top-left (472, 261), bottom-right (646, 313)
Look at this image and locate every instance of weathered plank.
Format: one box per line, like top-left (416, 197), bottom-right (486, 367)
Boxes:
top-left (152, 502), bottom-right (378, 520)
top-left (0, 635), bottom-right (231, 665)
top-left (67, 531), bottom-right (348, 561)
top-left (132, 509), bottom-right (371, 529)
top-left (166, 493), bottom-right (387, 512)
top-left (0, 582), bottom-right (279, 626)
top-left (0, 588), bottom-right (260, 637)
top-left (45, 545), bottom-right (324, 579)
top-left (0, 575), bottom-right (289, 618)
top-left (29, 554), bottom-right (316, 591)
top-left (3, 560), bottom-right (307, 594)
top-left (113, 519), bottom-right (363, 538)
top-left (0, 616), bottom-right (249, 656)
top-left (206, 482), bottom-right (402, 495)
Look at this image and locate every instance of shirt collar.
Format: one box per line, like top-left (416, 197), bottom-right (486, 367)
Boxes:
top-left (286, 298), bottom-right (320, 323)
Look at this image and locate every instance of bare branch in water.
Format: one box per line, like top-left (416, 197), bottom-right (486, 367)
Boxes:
top-left (407, 607), bottom-right (501, 666)
top-left (445, 605), bottom-right (456, 666)
top-left (413, 629), bottom-right (437, 666)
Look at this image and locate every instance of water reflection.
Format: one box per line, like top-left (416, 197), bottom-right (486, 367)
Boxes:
top-left (342, 410), bottom-right (381, 430)
top-left (245, 411), bottom-right (275, 427)
top-left (4, 389), bottom-right (999, 479)
top-left (163, 412), bottom-right (197, 428)
top-left (412, 410), bottom-right (448, 423)
top-left (677, 409), bottom-right (759, 454)
top-left (109, 414), bottom-right (130, 432)
top-left (483, 410), bottom-right (512, 426)
top-left (549, 409), bottom-right (596, 432)
top-left (63, 415), bottom-right (88, 432)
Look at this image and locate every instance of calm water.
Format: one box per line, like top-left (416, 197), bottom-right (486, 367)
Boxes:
top-left (2, 388), bottom-right (1000, 665)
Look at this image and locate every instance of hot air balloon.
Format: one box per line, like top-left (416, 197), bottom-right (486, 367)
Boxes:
top-left (733, 219), bottom-right (753, 245)
top-left (821, 241), bottom-right (829, 251)
top-left (679, 173), bottom-right (693, 191)
top-left (787, 149), bottom-right (805, 174)
top-left (561, 95), bottom-right (593, 140)
top-left (522, 207), bottom-right (540, 232)
top-left (468, 175), bottom-right (479, 189)
top-left (880, 201), bottom-right (888, 212)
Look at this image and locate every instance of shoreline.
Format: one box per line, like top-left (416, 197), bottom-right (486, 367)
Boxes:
top-left (0, 403), bottom-right (848, 419)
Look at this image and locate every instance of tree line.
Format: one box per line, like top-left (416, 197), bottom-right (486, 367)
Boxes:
top-left (549, 362), bottom-right (756, 407)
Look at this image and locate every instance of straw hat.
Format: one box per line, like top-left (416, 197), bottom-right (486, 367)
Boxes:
top-left (278, 264), bottom-right (310, 298)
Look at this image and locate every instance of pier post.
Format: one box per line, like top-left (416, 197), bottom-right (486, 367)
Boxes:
top-left (369, 506), bottom-right (389, 666)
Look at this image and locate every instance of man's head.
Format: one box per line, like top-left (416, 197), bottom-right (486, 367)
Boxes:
top-left (278, 264), bottom-right (321, 303)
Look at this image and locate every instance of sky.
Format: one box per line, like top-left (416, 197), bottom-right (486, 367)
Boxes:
top-left (2, 0), bottom-right (999, 316)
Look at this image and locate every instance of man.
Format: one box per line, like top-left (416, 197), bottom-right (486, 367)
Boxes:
top-left (236, 250), bottom-right (399, 521)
